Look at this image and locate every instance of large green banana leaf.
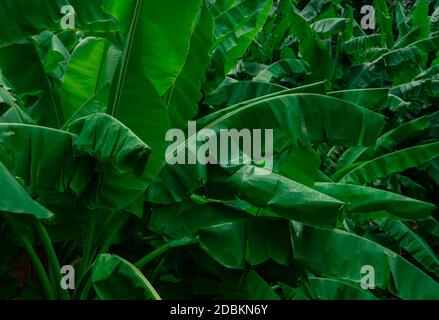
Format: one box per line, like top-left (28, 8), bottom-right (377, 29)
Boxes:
top-left (103, 0), bottom-right (203, 185)
top-left (253, 59), bottom-right (310, 84)
top-left (328, 88), bottom-right (388, 111)
top-left (336, 113), bottom-right (438, 169)
top-left (315, 183), bottom-right (435, 220)
top-left (371, 115), bottom-right (433, 155)
top-left (0, 0), bottom-right (117, 46)
top-left (337, 142), bottom-right (439, 184)
top-left (205, 81), bottom-right (287, 108)
top-left (343, 34), bottom-right (383, 57)
top-left (61, 37), bottom-right (121, 123)
top-left (292, 223), bottom-right (439, 300)
top-left (391, 78), bottom-right (439, 100)
top-left (311, 18), bottom-right (350, 38)
top-left (201, 81), bottom-right (328, 125)
top-left (374, 0), bottom-right (394, 48)
top-left (374, 218), bottom-right (439, 277)
top-left (92, 254), bottom-right (161, 300)
top-left (0, 42), bottom-right (63, 128)
top-left (147, 93), bottom-right (385, 204)
top-left (0, 162), bottom-right (53, 220)
top-left (299, 0), bottom-right (333, 21)
top-left (213, 0), bottom-right (273, 75)
top-left (0, 114), bottom-right (150, 210)
top-left (226, 166), bottom-right (344, 228)
top-left (284, 277), bottom-right (378, 300)
top-left (150, 201), bottom-right (293, 268)
top-left (419, 216), bottom-right (439, 241)
top-left (411, 0), bottom-right (430, 41)
top-left (166, 7), bottom-right (214, 128)
top-left (0, 76), bottom-right (32, 124)
top-left (290, 8), bottom-right (334, 81)
top-left (276, 145), bottom-right (321, 187)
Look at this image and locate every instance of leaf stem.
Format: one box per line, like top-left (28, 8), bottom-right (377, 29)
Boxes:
top-left (98, 214), bottom-right (129, 254)
top-left (4, 216), bottom-right (55, 300)
top-left (34, 220), bottom-right (70, 300)
top-left (135, 238), bottom-right (198, 268)
top-left (79, 210), bottom-right (96, 279)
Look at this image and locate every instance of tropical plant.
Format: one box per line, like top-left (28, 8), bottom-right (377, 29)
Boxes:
top-left (0, 0), bottom-right (438, 300)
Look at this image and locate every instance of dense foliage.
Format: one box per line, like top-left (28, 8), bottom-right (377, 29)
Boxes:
top-left (0, 0), bottom-right (439, 300)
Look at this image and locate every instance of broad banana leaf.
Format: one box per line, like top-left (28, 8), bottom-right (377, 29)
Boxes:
top-left (337, 142), bottom-right (439, 184)
top-left (104, 0), bottom-right (203, 185)
top-left (315, 183), bottom-right (435, 220)
top-left (391, 79), bottom-right (439, 100)
top-left (328, 88), bottom-right (388, 111)
top-left (411, 0), bottom-right (430, 41)
top-left (292, 223), bottom-right (439, 300)
top-left (213, 0), bottom-right (273, 75)
top-left (0, 0), bottom-right (117, 46)
top-left (254, 59), bottom-right (310, 84)
top-left (0, 162), bottom-right (53, 220)
top-left (206, 81), bottom-right (287, 108)
top-left (290, 8), bottom-right (334, 81)
top-left (0, 42), bottom-right (63, 128)
top-left (336, 115), bottom-right (434, 168)
top-left (0, 114), bottom-right (151, 210)
top-left (374, 218), bottom-right (439, 277)
top-left (201, 81), bottom-right (327, 125)
top-left (92, 254), bottom-right (161, 300)
top-left (226, 166), bottom-right (344, 228)
top-left (147, 93), bottom-right (385, 204)
top-left (343, 34), bottom-right (383, 57)
top-left (285, 277), bottom-right (378, 300)
top-left (166, 7), bottom-right (214, 128)
top-left (374, 0), bottom-right (394, 48)
top-left (61, 37), bottom-right (121, 123)
top-left (150, 201), bottom-right (292, 268)
top-left (300, 0), bottom-right (332, 21)
top-left (311, 18), bottom-right (350, 38)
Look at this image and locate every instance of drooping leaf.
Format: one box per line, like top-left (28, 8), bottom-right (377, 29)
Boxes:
top-left (0, 114), bottom-right (151, 210)
top-left (205, 81), bottom-right (287, 108)
top-left (285, 277), bottom-right (378, 300)
top-left (292, 224), bottom-right (439, 300)
top-left (213, 0), bottom-right (273, 75)
top-left (0, 162), bottom-right (53, 220)
top-left (254, 59), bottom-right (310, 85)
top-left (148, 93), bottom-right (385, 204)
top-left (92, 254), bottom-right (161, 300)
top-left (224, 166), bottom-right (344, 228)
top-left (311, 18), bottom-right (350, 38)
top-left (374, 218), bottom-right (439, 277)
top-left (0, 0), bottom-right (117, 47)
top-left (315, 183), bottom-right (435, 220)
top-left (328, 88), bottom-right (389, 111)
top-left (337, 142), bottom-right (439, 184)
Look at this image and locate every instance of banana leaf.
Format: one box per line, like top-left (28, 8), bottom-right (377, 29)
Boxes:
top-left (148, 93), bottom-right (385, 204)
top-left (337, 142), bottom-right (439, 184)
top-left (292, 223), bottom-right (439, 300)
top-left (315, 183), bottom-right (435, 220)
top-left (92, 254), bottom-right (161, 300)
top-left (61, 37), bottom-right (121, 123)
top-left (0, 162), bottom-right (53, 220)
top-left (0, 0), bottom-right (117, 46)
top-left (374, 218), bottom-right (439, 277)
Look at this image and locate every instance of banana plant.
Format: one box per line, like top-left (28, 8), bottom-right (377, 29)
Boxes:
top-left (0, 0), bottom-right (438, 300)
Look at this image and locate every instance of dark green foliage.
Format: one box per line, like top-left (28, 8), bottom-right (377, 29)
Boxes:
top-left (0, 0), bottom-right (438, 300)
